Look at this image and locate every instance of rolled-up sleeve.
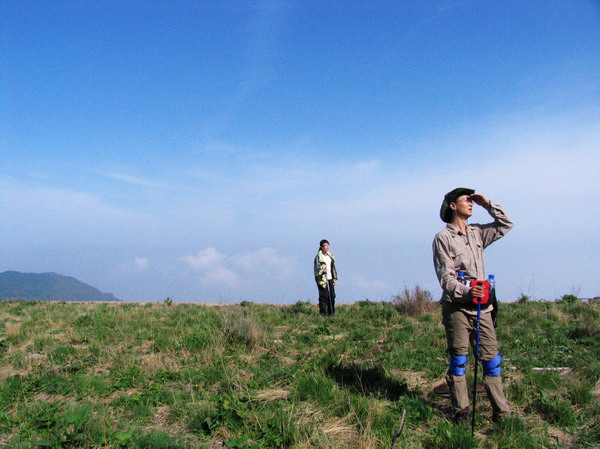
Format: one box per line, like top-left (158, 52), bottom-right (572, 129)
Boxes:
top-left (479, 203), bottom-right (514, 248)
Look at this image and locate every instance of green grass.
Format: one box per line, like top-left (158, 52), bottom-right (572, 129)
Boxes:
top-left (0, 299), bottom-right (598, 448)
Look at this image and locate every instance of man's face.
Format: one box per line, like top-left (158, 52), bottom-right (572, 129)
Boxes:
top-left (321, 242), bottom-right (330, 253)
top-left (452, 195), bottom-right (473, 217)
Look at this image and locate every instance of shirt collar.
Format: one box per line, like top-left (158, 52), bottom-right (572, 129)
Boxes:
top-left (447, 223), bottom-right (469, 236)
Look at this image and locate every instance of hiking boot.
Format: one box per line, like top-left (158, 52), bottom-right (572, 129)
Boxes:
top-left (453, 407), bottom-right (470, 424)
top-left (492, 411), bottom-right (511, 424)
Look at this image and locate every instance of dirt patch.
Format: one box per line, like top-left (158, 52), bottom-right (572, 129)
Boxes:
top-left (390, 370), bottom-right (431, 391)
top-left (0, 367), bottom-right (30, 382)
top-left (548, 426), bottom-right (577, 449)
top-left (139, 353), bottom-right (180, 373)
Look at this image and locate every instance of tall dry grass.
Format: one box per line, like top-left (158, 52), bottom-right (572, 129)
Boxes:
top-left (392, 285), bottom-right (437, 316)
top-left (5, 321), bottom-right (21, 338)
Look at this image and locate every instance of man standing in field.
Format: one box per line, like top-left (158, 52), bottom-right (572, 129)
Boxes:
top-left (432, 188), bottom-right (513, 423)
top-left (314, 239), bottom-right (337, 316)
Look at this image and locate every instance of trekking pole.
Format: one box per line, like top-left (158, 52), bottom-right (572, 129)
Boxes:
top-left (326, 280), bottom-right (333, 316)
top-left (471, 296), bottom-right (482, 436)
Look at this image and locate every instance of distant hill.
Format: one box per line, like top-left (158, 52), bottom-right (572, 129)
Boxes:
top-left (0, 271), bottom-right (121, 302)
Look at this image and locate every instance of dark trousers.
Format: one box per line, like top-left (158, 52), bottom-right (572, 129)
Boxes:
top-left (318, 280), bottom-right (336, 316)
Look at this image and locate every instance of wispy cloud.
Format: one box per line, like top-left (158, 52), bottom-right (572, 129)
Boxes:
top-left (0, 183), bottom-right (149, 245)
top-left (96, 171), bottom-right (164, 188)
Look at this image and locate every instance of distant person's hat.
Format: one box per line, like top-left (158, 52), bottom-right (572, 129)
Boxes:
top-left (440, 187), bottom-right (475, 223)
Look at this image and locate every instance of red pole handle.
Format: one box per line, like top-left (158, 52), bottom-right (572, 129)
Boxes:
top-left (470, 280), bottom-right (490, 304)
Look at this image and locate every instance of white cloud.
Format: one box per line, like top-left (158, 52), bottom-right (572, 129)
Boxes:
top-left (180, 247), bottom-right (225, 270)
top-left (203, 265), bottom-right (238, 284)
top-left (234, 247), bottom-right (295, 276)
top-left (179, 248), bottom-right (238, 284)
top-left (178, 246), bottom-right (300, 290)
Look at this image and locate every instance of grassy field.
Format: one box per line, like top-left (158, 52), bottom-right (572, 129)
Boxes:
top-left (0, 294), bottom-right (598, 448)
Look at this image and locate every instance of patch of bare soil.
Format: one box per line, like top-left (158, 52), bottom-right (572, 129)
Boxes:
top-left (548, 426), bottom-right (577, 449)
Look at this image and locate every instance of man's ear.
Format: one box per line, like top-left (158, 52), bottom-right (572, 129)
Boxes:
top-left (449, 202), bottom-right (457, 211)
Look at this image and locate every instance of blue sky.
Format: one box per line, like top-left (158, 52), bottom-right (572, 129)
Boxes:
top-left (2, 1), bottom-right (599, 303)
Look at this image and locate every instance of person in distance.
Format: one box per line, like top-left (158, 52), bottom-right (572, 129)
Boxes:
top-left (314, 239), bottom-right (337, 317)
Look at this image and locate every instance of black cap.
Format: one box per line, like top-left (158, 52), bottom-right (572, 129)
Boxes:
top-left (440, 187), bottom-right (475, 223)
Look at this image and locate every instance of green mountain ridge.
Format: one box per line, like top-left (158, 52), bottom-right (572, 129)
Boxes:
top-left (0, 271), bottom-right (121, 301)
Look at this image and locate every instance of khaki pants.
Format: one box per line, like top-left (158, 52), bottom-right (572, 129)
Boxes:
top-left (442, 303), bottom-right (511, 416)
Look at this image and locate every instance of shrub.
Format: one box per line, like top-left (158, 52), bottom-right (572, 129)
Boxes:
top-left (392, 285), bottom-right (437, 316)
top-left (558, 294), bottom-right (579, 304)
top-left (282, 301), bottom-right (314, 315)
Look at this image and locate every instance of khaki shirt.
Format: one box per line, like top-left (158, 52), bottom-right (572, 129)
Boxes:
top-left (432, 203), bottom-right (514, 312)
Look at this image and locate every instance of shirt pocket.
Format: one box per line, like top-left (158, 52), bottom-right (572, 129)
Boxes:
top-left (450, 248), bottom-right (468, 272)
top-left (470, 233), bottom-right (484, 258)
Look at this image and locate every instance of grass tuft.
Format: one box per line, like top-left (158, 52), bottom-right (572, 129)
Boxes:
top-left (5, 322), bottom-right (21, 339)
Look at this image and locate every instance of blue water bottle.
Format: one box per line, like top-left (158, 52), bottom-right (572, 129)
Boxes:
top-left (488, 274), bottom-right (498, 327)
top-left (487, 274), bottom-right (495, 291)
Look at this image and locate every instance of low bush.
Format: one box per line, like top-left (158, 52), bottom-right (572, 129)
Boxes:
top-left (557, 294), bottom-right (579, 304)
top-left (282, 300), bottom-right (314, 315)
top-left (392, 285), bottom-right (437, 316)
